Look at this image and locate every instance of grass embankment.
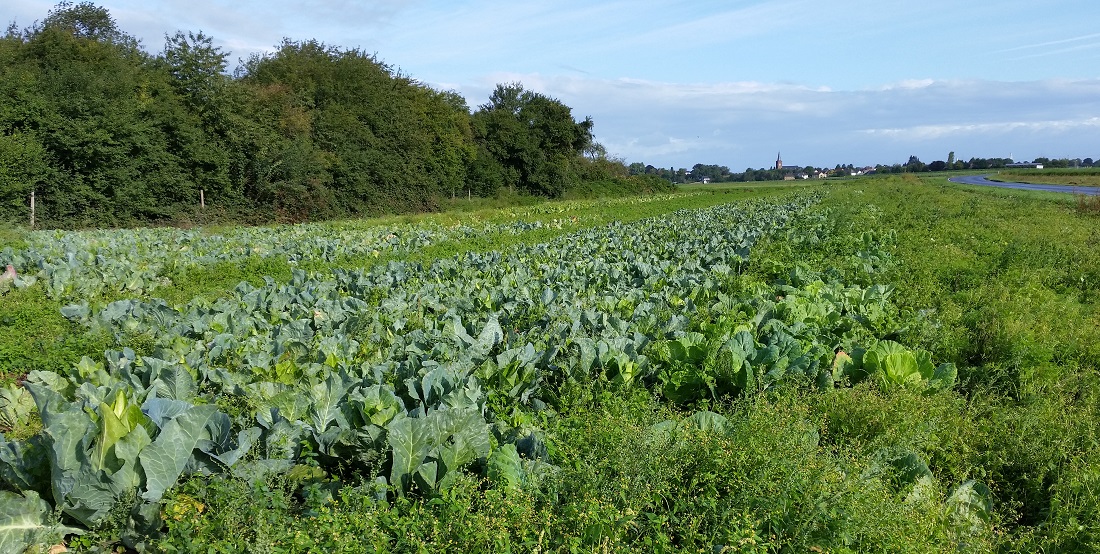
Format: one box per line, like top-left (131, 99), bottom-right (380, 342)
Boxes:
top-left (995, 169), bottom-right (1100, 187)
top-left (827, 177), bottom-right (1100, 550)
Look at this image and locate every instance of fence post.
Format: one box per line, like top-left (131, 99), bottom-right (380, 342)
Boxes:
top-left (200, 189), bottom-right (205, 209)
top-left (30, 191), bottom-right (35, 229)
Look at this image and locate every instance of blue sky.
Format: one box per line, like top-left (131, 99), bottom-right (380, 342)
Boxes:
top-left (8, 0), bottom-right (1100, 169)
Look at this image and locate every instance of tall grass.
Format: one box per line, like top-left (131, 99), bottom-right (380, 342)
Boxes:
top-left (997, 169), bottom-right (1100, 187)
top-left (1076, 193), bottom-right (1100, 215)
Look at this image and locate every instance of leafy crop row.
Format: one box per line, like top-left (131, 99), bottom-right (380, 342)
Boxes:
top-left (0, 219), bottom-right (576, 302)
top-left (0, 194), bottom-right (695, 303)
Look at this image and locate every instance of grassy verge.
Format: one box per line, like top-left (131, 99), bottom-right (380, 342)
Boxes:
top-left (0, 287), bottom-right (112, 382)
top-left (151, 385), bottom-right (973, 553)
top-left (995, 169), bottom-right (1100, 187)
top-left (819, 175), bottom-right (1100, 550)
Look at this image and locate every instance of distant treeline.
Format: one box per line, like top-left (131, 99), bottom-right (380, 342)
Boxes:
top-left (628, 163), bottom-right (805, 184)
top-left (629, 156), bottom-right (1098, 185)
top-left (0, 3), bottom-right (669, 228)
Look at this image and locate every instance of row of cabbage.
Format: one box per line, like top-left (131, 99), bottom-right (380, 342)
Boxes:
top-left (0, 217), bottom-right (582, 301)
top-left (500, 191), bottom-right (696, 217)
top-left (1, 192), bottom-right (698, 303)
top-left (0, 194), bottom-right (956, 546)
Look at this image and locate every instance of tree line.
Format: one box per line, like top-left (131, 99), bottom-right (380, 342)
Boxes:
top-left (0, 3), bottom-right (668, 229)
top-left (883, 154), bottom-right (1096, 173)
top-left (626, 162), bottom-right (826, 184)
top-left (626, 152), bottom-right (1098, 185)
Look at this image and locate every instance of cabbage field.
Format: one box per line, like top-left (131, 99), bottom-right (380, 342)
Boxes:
top-left (2, 177), bottom-right (1100, 552)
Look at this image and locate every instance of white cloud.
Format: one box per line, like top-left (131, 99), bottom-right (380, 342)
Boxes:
top-left (861, 117), bottom-right (1100, 141)
top-left (878, 79), bottom-right (936, 91)
top-left (449, 74), bottom-right (1100, 167)
top-left (620, 0), bottom-right (812, 48)
top-left (996, 32), bottom-right (1100, 53)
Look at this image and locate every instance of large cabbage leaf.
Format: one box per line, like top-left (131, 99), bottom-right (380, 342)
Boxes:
top-left (0, 490), bottom-right (80, 554)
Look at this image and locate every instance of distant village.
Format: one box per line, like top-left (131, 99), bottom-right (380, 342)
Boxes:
top-left (629, 152), bottom-right (1095, 185)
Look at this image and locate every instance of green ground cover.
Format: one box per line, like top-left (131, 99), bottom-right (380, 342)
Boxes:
top-left (1, 176), bottom-right (1098, 552)
top-left (995, 169), bottom-right (1100, 187)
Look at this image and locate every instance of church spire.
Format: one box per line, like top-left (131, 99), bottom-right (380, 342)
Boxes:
top-left (775, 152), bottom-right (783, 170)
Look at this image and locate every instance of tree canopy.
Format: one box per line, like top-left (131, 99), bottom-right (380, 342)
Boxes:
top-left (0, 2), bottom-right (664, 228)
top-left (470, 83), bottom-right (595, 198)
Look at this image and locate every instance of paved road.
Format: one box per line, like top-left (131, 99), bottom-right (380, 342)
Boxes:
top-left (948, 174), bottom-right (1100, 196)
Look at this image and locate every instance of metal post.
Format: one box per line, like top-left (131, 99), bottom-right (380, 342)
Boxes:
top-left (30, 191), bottom-right (35, 229)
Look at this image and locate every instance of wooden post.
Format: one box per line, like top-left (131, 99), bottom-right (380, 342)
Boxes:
top-left (30, 191), bottom-right (35, 229)
top-left (200, 189), bottom-right (205, 209)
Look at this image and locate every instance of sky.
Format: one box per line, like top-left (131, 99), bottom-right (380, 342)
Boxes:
top-left (7, 0), bottom-right (1100, 169)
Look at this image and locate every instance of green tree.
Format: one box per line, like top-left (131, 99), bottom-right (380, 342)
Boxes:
top-left (0, 132), bottom-right (50, 224)
top-left (690, 163), bottom-right (731, 182)
top-left (236, 39), bottom-right (475, 218)
top-left (905, 155), bottom-right (925, 173)
top-left (5, 2), bottom-right (209, 226)
top-left (161, 31), bottom-right (228, 125)
top-left (28, 1), bottom-right (139, 46)
top-left (471, 83), bottom-right (594, 197)
top-left (1, 2), bottom-right (649, 227)
top-left (156, 31), bottom-right (236, 208)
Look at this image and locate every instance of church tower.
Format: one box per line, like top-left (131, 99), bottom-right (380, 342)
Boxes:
top-left (775, 152), bottom-right (783, 170)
